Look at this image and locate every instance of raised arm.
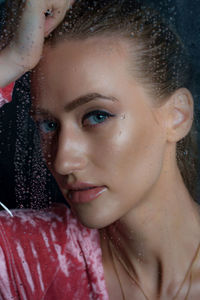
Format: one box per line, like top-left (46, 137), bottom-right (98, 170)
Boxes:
top-left (0, 0), bottom-right (74, 88)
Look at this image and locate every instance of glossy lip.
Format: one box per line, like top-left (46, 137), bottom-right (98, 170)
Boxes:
top-left (66, 183), bottom-right (107, 204)
top-left (64, 182), bottom-right (101, 191)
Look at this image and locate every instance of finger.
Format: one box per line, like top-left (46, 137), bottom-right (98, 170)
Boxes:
top-left (44, 0), bottom-right (75, 36)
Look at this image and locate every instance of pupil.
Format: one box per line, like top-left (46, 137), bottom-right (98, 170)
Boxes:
top-left (97, 114), bottom-right (104, 120)
top-left (48, 122), bottom-right (55, 128)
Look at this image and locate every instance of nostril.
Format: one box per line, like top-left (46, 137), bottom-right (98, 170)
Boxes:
top-left (53, 155), bottom-right (87, 176)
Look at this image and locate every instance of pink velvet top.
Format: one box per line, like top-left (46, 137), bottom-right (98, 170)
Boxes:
top-left (0, 204), bottom-right (109, 300)
top-left (0, 82), bottom-right (14, 108)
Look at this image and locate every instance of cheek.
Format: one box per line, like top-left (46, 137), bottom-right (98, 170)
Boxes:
top-left (39, 134), bottom-right (57, 169)
top-left (89, 116), bottom-right (165, 196)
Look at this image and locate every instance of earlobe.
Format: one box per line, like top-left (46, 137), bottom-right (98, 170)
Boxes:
top-left (167, 89), bottom-right (194, 143)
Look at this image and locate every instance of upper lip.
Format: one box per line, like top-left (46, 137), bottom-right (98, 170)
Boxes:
top-left (64, 182), bottom-right (104, 192)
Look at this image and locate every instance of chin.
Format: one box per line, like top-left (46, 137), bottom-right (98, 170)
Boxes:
top-left (70, 204), bottom-right (117, 230)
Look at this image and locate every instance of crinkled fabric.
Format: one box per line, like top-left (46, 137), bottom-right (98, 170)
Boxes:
top-left (0, 204), bottom-right (109, 300)
top-left (0, 82), bottom-right (14, 108)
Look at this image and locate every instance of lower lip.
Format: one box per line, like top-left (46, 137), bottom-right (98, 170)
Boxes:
top-left (68, 187), bottom-right (107, 204)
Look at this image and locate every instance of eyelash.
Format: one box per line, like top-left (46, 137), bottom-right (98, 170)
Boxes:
top-left (35, 119), bottom-right (58, 135)
top-left (82, 110), bottom-right (115, 128)
top-left (34, 109), bottom-right (115, 134)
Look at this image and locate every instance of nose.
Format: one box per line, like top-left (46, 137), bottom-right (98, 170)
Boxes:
top-left (53, 126), bottom-right (88, 176)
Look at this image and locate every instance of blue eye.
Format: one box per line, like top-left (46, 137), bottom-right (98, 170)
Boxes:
top-left (36, 120), bottom-right (58, 134)
top-left (82, 110), bottom-right (114, 127)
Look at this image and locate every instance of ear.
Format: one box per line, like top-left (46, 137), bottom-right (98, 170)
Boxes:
top-left (166, 88), bottom-right (194, 143)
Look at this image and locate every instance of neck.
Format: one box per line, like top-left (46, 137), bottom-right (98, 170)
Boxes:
top-left (100, 153), bottom-right (200, 297)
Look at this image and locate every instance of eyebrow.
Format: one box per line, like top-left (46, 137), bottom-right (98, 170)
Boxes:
top-left (30, 92), bottom-right (118, 116)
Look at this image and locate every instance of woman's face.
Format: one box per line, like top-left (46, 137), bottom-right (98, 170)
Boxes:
top-left (31, 37), bottom-right (168, 228)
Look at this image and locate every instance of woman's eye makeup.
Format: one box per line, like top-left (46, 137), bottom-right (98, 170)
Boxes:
top-left (33, 109), bottom-right (116, 134)
top-left (35, 119), bottom-right (58, 134)
top-left (82, 110), bottom-right (115, 127)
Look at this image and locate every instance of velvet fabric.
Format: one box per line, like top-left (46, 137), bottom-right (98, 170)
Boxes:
top-left (0, 204), bottom-right (109, 300)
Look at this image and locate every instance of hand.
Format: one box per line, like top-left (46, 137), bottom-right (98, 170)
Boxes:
top-left (11, 0), bottom-right (74, 69)
top-left (44, 0), bottom-right (75, 37)
top-left (0, 0), bottom-right (74, 87)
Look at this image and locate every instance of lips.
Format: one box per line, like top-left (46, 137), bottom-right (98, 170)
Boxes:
top-left (67, 186), bottom-right (107, 204)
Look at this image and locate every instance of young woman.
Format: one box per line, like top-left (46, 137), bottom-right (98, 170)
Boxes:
top-left (0, 0), bottom-right (200, 299)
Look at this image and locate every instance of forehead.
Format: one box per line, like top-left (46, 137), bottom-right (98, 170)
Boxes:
top-left (43, 35), bottom-right (130, 66)
top-left (31, 37), bottom-right (133, 99)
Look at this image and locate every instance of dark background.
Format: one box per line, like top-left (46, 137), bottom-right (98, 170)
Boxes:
top-left (0, 0), bottom-right (200, 209)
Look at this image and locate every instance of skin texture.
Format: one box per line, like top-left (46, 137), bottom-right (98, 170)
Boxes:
top-left (32, 37), bottom-right (167, 227)
top-left (31, 37), bottom-right (200, 299)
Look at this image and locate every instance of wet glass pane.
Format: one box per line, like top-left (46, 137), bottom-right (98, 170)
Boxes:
top-left (0, 1), bottom-right (200, 299)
